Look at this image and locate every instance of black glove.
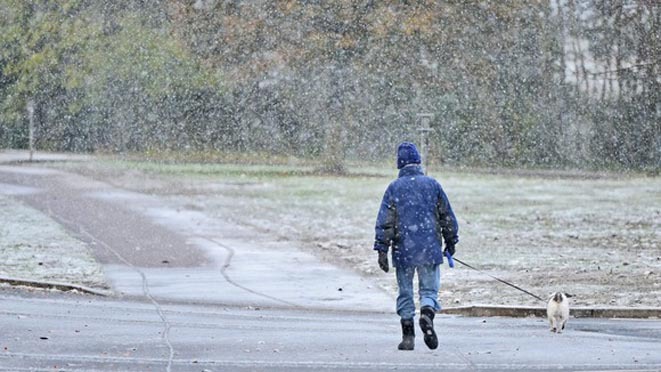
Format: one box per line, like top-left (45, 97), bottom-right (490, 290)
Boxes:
top-left (444, 244), bottom-right (455, 257)
top-left (377, 251), bottom-right (389, 273)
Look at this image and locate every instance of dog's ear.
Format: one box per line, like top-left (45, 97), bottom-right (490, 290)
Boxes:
top-left (564, 293), bottom-right (574, 298)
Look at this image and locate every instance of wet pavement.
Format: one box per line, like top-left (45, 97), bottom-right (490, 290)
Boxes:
top-left (1, 290), bottom-right (660, 371)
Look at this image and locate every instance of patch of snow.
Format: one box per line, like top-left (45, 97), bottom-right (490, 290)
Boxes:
top-left (0, 195), bottom-right (107, 288)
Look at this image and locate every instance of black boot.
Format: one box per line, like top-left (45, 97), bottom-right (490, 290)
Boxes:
top-left (419, 306), bottom-right (438, 350)
top-left (397, 318), bottom-right (415, 350)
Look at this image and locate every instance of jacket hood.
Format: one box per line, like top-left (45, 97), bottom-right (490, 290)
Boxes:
top-left (397, 142), bottom-right (421, 169)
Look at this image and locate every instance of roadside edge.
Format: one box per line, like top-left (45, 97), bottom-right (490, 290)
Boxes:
top-left (442, 305), bottom-right (661, 319)
top-left (0, 275), bottom-right (112, 297)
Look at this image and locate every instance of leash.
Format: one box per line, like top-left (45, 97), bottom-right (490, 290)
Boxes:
top-left (445, 251), bottom-right (545, 302)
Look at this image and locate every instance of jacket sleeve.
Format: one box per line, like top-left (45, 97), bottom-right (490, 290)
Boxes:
top-left (374, 186), bottom-right (397, 253)
top-left (437, 185), bottom-right (459, 247)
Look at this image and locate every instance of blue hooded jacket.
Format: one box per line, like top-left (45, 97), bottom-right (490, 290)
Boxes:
top-left (374, 144), bottom-right (459, 268)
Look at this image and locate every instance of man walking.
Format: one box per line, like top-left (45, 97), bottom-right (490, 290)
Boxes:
top-left (374, 142), bottom-right (459, 350)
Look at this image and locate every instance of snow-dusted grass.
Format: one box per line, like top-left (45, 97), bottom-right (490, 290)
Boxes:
top-left (0, 195), bottom-right (106, 288)
top-left (59, 159), bottom-right (661, 307)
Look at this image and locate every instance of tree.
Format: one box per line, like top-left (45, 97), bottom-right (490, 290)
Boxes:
top-left (0, 0), bottom-right (222, 152)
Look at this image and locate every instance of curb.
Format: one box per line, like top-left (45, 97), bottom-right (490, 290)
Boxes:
top-left (0, 276), bottom-right (112, 297)
top-left (0, 150), bottom-right (93, 164)
top-left (441, 305), bottom-right (661, 319)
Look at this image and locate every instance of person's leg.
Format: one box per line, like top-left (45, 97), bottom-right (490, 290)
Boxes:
top-left (417, 264), bottom-right (441, 311)
top-left (396, 266), bottom-right (416, 319)
top-left (417, 264), bottom-right (440, 349)
top-left (396, 266), bottom-right (416, 350)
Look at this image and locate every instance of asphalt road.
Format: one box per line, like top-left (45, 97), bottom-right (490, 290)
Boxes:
top-left (1, 289), bottom-right (661, 372)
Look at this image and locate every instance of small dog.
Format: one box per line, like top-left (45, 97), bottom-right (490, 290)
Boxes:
top-left (547, 292), bottom-right (571, 333)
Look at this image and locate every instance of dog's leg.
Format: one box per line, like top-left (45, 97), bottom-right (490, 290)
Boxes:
top-left (555, 316), bottom-right (563, 333)
top-left (549, 317), bottom-right (557, 333)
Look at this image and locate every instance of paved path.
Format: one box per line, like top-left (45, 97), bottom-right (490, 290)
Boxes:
top-left (0, 165), bottom-right (201, 267)
top-left (1, 290), bottom-right (660, 371)
top-left (0, 157), bottom-right (393, 312)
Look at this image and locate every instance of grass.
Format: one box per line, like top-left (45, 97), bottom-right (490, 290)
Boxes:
top-left (57, 157), bottom-right (661, 307)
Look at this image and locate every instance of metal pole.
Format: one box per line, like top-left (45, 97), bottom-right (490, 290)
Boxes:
top-left (27, 99), bottom-right (35, 162)
top-left (416, 113), bottom-right (433, 175)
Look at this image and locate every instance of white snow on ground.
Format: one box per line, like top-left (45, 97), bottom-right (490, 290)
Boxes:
top-left (0, 195), bottom-right (107, 288)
